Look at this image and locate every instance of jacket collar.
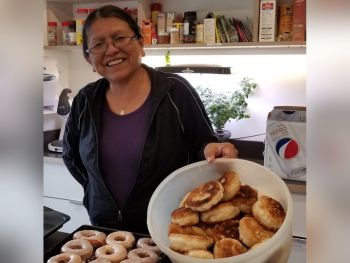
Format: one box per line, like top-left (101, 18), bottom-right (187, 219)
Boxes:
top-left (80, 64), bottom-right (175, 135)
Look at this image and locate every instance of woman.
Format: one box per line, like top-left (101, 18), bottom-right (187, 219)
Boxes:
top-left (63, 5), bottom-right (237, 234)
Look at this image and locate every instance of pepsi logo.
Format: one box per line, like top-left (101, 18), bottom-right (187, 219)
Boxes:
top-left (276, 137), bottom-right (299, 159)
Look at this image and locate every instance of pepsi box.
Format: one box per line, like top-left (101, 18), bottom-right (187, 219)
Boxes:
top-left (264, 106), bottom-right (306, 181)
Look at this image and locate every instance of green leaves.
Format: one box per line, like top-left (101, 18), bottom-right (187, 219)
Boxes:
top-left (196, 77), bottom-right (257, 131)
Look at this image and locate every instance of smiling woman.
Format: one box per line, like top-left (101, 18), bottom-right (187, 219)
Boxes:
top-left (62, 5), bottom-right (238, 234)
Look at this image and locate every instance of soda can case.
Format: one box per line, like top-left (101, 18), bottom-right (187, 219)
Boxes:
top-left (264, 106), bottom-right (306, 181)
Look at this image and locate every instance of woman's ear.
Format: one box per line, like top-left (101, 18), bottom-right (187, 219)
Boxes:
top-left (85, 55), bottom-right (96, 71)
top-left (138, 37), bottom-right (145, 57)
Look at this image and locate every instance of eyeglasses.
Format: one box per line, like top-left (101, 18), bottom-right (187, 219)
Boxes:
top-left (86, 35), bottom-right (139, 55)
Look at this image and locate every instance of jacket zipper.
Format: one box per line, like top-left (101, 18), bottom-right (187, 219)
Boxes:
top-left (87, 98), bottom-right (123, 223)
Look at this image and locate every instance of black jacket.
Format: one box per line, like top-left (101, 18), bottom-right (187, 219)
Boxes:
top-left (62, 64), bottom-right (217, 233)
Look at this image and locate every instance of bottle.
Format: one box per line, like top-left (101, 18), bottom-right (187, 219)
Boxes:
top-left (75, 8), bottom-right (88, 45)
top-left (151, 3), bottom-right (162, 26)
top-left (47, 22), bottom-right (58, 46)
top-left (165, 50), bottom-right (171, 66)
top-left (183, 11), bottom-right (197, 43)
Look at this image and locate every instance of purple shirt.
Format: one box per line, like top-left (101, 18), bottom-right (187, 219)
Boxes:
top-left (99, 95), bottom-right (151, 208)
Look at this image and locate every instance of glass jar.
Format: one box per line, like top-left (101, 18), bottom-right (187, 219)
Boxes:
top-left (47, 21), bottom-right (57, 46)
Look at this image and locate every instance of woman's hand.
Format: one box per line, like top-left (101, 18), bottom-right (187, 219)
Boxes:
top-left (204, 142), bottom-right (238, 163)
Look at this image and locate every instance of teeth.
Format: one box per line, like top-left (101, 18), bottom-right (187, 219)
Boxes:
top-left (107, 58), bottom-right (123, 66)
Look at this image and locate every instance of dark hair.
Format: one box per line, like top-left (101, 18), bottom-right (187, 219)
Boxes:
top-left (82, 5), bottom-right (142, 58)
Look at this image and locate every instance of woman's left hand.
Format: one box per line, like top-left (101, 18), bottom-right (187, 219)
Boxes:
top-left (204, 142), bottom-right (238, 163)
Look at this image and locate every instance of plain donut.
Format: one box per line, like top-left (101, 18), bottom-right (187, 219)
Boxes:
top-left (73, 230), bottom-right (106, 248)
top-left (106, 231), bottom-right (135, 250)
top-left (95, 244), bottom-right (127, 263)
top-left (61, 238), bottom-right (93, 260)
top-left (136, 238), bottom-right (161, 255)
top-left (47, 252), bottom-right (81, 263)
top-left (128, 248), bottom-right (158, 263)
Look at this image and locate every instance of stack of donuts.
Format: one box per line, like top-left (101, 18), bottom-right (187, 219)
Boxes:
top-left (47, 229), bottom-right (161, 263)
top-left (168, 171), bottom-right (286, 259)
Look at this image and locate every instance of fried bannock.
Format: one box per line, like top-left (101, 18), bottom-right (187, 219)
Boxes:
top-left (252, 195), bottom-right (286, 231)
top-left (184, 181), bottom-right (224, 212)
top-left (239, 217), bottom-right (274, 248)
top-left (231, 184), bottom-right (258, 214)
top-left (171, 207), bottom-right (199, 226)
top-left (200, 201), bottom-right (240, 224)
top-left (213, 238), bottom-right (247, 258)
top-left (218, 171), bottom-right (241, 201)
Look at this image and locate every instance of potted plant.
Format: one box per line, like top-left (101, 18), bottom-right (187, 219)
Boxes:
top-left (196, 77), bottom-right (258, 141)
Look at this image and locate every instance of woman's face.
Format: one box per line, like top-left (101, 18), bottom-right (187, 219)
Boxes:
top-left (85, 17), bottom-right (145, 83)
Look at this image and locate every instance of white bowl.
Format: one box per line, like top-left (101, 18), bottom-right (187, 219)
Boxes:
top-left (147, 158), bottom-right (293, 263)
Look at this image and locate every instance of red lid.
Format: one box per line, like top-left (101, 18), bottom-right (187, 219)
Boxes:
top-left (48, 21), bottom-right (57, 26)
top-left (88, 8), bottom-right (96, 13)
top-left (76, 8), bottom-right (89, 14)
top-left (151, 3), bottom-right (162, 11)
top-left (62, 21), bottom-right (71, 26)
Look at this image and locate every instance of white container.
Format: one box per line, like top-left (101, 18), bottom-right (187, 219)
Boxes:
top-left (147, 158), bottom-right (293, 263)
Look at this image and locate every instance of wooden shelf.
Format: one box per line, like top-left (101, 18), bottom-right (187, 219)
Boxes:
top-left (45, 41), bottom-right (306, 51)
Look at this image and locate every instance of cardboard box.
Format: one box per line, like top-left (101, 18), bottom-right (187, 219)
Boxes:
top-left (204, 18), bottom-right (216, 44)
top-left (292, 0), bottom-right (306, 41)
top-left (259, 0), bottom-right (277, 42)
top-left (264, 106), bottom-right (306, 181)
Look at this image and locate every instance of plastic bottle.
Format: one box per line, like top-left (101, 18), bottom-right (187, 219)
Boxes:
top-left (47, 22), bottom-right (58, 46)
top-left (75, 8), bottom-right (88, 45)
top-left (151, 3), bottom-right (162, 26)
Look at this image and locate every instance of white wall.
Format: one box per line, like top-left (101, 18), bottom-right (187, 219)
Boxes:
top-left (44, 49), bottom-right (306, 141)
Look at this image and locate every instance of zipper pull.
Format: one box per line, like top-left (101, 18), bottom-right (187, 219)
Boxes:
top-left (117, 210), bottom-right (122, 222)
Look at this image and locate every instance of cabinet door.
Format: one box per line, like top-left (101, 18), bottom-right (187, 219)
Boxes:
top-left (44, 196), bottom-right (90, 233)
top-left (291, 193), bottom-right (306, 238)
top-left (44, 162), bottom-right (84, 201)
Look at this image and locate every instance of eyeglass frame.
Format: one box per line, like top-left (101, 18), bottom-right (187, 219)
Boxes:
top-left (85, 35), bottom-right (140, 55)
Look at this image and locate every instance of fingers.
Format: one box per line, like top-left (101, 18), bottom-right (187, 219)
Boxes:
top-left (204, 143), bottom-right (238, 163)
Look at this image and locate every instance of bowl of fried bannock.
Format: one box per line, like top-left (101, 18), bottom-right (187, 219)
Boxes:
top-left (147, 158), bottom-right (293, 263)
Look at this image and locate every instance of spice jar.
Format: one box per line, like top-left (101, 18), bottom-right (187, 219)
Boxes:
top-left (47, 21), bottom-right (57, 46)
top-left (158, 32), bottom-right (170, 44)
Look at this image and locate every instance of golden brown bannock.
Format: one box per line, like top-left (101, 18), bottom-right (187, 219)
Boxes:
top-left (184, 249), bottom-right (214, 259)
top-left (204, 219), bottom-right (240, 242)
top-left (213, 238), bottom-right (247, 258)
top-left (218, 171), bottom-right (241, 201)
top-left (200, 201), bottom-right (240, 224)
top-left (231, 184), bottom-right (258, 214)
top-left (171, 207), bottom-right (199, 226)
top-left (239, 217), bottom-right (274, 248)
top-left (252, 195), bottom-right (286, 231)
top-left (184, 181), bottom-right (224, 212)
